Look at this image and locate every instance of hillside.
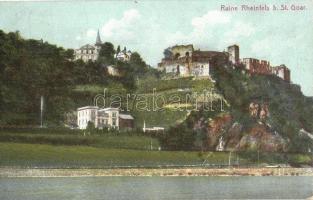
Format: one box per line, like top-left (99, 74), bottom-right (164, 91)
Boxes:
top-left (1, 30), bottom-right (313, 155)
top-left (0, 30), bottom-right (156, 126)
top-left (71, 76), bottom-right (218, 129)
top-left (128, 76), bottom-right (217, 129)
top-left (178, 63), bottom-right (313, 153)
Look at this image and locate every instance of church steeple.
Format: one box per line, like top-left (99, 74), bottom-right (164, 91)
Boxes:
top-left (95, 29), bottom-right (102, 46)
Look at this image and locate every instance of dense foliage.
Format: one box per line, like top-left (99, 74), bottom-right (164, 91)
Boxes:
top-left (159, 123), bottom-right (196, 150)
top-left (0, 31), bottom-right (74, 125)
top-left (0, 30), bottom-right (155, 126)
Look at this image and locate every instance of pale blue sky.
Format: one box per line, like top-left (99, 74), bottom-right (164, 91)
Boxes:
top-left (0, 0), bottom-right (312, 96)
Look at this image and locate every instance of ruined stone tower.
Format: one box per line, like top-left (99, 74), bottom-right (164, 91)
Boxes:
top-left (227, 44), bottom-right (239, 65)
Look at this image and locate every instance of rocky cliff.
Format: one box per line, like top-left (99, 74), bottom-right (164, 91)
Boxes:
top-left (188, 63), bottom-right (313, 153)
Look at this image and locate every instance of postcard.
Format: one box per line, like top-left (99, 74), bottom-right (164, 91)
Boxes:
top-left (0, 0), bottom-right (312, 199)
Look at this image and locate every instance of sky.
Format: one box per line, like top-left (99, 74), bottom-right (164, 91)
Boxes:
top-left (0, 0), bottom-right (312, 96)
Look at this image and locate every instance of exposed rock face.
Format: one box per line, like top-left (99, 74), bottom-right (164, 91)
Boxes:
top-left (206, 114), bottom-right (232, 149)
top-left (260, 104), bottom-right (269, 120)
top-left (249, 102), bottom-right (259, 118)
top-left (190, 101), bottom-right (288, 152)
top-left (237, 124), bottom-right (287, 152)
top-left (198, 101), bottom-right (287, 152)
top-left (193, 117), bottom-right (206, 130)
top-left (249, 102), bottom-right (269, 120)
top-left (225, 122), bottom-right (243, 150)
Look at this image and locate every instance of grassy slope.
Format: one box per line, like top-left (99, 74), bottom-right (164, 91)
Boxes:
top-left (0, 129), bottom-right (311, 167)
top-left (0, 142), bottom-right (233, 168)
top-left (0, 131), bottom-right (160, 151)
top-left (73, 76), bottom-right (216, 129)
top-left (0, 142), bottom-right (311, 168)
top-left (132, 77), bottom-right (216, 128)
top-left (0, 128), bottom-right (236, 168)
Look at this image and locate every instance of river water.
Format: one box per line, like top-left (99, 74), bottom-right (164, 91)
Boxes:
top-left (0, 176), bottom-right (312, 199)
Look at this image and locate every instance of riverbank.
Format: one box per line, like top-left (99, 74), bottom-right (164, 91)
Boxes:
top-left (1, 167), bottom-right (312, 177)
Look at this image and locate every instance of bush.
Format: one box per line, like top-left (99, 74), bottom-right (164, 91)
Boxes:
top-left (159, 123), bottom-right (195, 150)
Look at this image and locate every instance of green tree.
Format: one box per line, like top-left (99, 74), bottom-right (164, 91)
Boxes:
top-left (98, 42), bottom-right (115, 65)
top-left (129, 52), bottom-right (148, 77)
top-left (160, 123), bottom-right (196, 150)
top-left (0, 30), bottom-right (74, 125)
top-left (86, 121), bottom-right (96, 134)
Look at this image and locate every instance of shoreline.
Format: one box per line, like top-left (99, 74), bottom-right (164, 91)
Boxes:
top-left (1, 167), bottom-right (312, 177)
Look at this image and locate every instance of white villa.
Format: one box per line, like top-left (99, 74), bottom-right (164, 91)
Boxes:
top-left (77, 106), bottom-right (98, 129)
top-left (115, 47), bottom-right (132, 62)
top-left (77, 106), bottom-right (133, 130)
top-left (95, 107), bottom-right (119, 129)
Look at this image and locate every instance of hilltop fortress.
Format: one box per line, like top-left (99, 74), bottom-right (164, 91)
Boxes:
top-left (158, 44), bottom-right (290, 82)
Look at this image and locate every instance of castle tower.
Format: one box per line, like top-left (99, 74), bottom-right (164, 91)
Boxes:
top-left (95, 29), bottom-right (102, 46)
top-left (227, 44), bottom-right (239, 65)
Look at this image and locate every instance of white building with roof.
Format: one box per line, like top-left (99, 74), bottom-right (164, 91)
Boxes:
top-left (77, 106), bottom-right (98, 129)
top-left (115, 47), bottom-right (132, 62)
top-left (74, 30), bottom-right (102, 62)
top-left (96, 107), bottom-right (119, 129)
top-left (77, 106), bottom-right (134, 130)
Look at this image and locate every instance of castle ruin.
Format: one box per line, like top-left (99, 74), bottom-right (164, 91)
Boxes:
top-left (158, 44), bottom-right (228, 77)
top-left (158, 44), bottom-right (291, 82)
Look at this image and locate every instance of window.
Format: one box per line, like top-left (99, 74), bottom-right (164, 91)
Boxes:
top-left (112, 112), bottom-right (117, 118)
